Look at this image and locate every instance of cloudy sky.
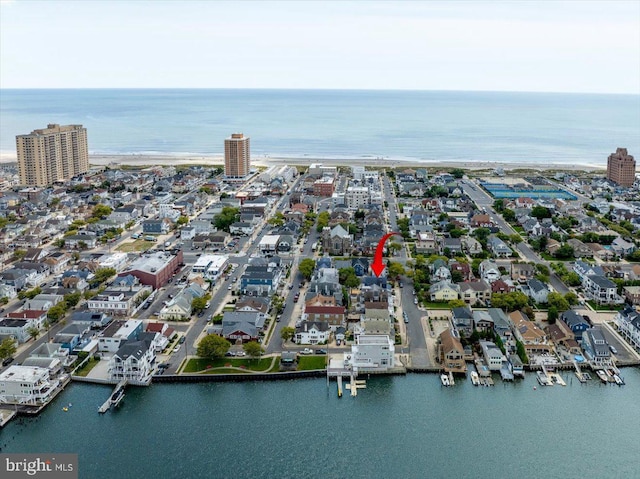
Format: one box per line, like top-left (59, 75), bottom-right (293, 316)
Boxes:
top-left (1, 0), bottom-right (639, 93)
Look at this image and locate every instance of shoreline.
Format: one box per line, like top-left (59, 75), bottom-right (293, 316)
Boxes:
top-left (0, 152), bottom-right (608, 171)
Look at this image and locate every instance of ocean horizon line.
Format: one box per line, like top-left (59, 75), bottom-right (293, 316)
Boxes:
top-left (1, 87), bottom-right (638, 97)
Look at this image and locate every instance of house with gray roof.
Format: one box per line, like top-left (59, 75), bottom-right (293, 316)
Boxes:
top-left (487, 235), bottom-right (512, 258)
top-left (581, 327), bottom-right (611, 365)
top-left (222, 311), bottom-right (264, 343)
top-left (525, 278), bottom-right (550, 304)
top-left (108, 338), bottom-right (155, 384)
top-left (583, 275), bottom-right (622, 305)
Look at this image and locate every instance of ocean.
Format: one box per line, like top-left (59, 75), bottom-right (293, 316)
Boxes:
top-left (1, 89), bottom-right (639, 166)
top-left (2, 372), bottom-right (640, 479)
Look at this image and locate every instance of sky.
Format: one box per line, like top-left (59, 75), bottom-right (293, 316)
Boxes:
top-left (1, 0), bottom-right (639, 94)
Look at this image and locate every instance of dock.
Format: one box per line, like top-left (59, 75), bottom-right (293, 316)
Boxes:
top-left (98, 379), bottom-right (127, 413)
top-left (0, 408), bottom-right (17, 428)
top-left (345, 377), bottom-right (366, 397)
top-left (479, 377), bottom-right (494, 387)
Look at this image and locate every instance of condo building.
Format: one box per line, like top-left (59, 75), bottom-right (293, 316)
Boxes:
top-left (224, 133), bottom-right (251, 179)
top-left (606, 148), bottom-right (636, 188)
top-left (16, 124), bottom-right (89, 187)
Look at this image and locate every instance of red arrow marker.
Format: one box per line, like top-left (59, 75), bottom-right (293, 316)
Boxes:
top-left (371, 232), bottom-right (401, 277)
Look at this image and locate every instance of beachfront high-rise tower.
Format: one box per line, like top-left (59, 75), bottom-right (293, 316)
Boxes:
top-left (606, 148), bottom-right (636, 188)
top-left (16, 123), bottom-right (89, 187)
top-left (224, 133), bottom-right (250, 179)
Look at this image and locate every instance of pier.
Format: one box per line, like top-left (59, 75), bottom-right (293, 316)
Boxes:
top-left (0, 408), bottom-right (17, 428)
top-left (99, 379), bottom-right (127, 413)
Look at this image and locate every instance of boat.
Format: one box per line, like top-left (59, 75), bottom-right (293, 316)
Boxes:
top-left (440, 374), bottom-right (450, 386)
top-left (613, 374), bottom-right (625, 386)
top-left (596, 370), bottom-right (608, 383)
top-left (536, 371), bottom-right (552, 386)
top-left (110, 388), bottom-right (125, 408)
top-left (470, 371), bottom-right (480, 386)
top-left (62, 407), bottom-right (68, 412)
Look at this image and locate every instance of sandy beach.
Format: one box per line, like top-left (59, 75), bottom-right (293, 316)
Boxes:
top-left (0, 151), bottom-right (607, 171)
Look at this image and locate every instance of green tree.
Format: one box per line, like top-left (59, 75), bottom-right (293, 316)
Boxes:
top-left (197, 334), bottom-right (231, 359)
top-left (397, 217), bottom-right (410, 238)
top-left (64, 291), bottom-right (82, 308)
top-left (0, 337), bottom-right (17, 359)
top-left (47, 301), bottom-right (68, 323)
top-left (554, 244), bottom-right (574, 259)
top-left (90, 267), bottom-right (117, 287)
top-left (547, 292), bottom-right (569, 311)
top-left (243, 341), bottom-right (264, 360)
top-left (298, 258), bottom-right (316, 280)
top-left (531, 206), bottom-right (551, 219)
top-left (27, 325), bottom-right (40, 341)
top-left (448, 299), bottom-right (467, 309)
top-left (516, 339), bottom-right (529, 364)
top-left (502, 209), bottom-right (516, 223)
top-left (490, 291), bottom-right (529, 312)
top-left (509, 234), bottom-right (523, 244)
top-left (450, 168), bottom-right (465, 179)
top-left (176, 215), bottom-right (189, 226)
top-left (280, 326), bottom-right (295, 342)
top-left (473, 227), bottom-right (491, 244)
top-left (191, 296), bottom-right (208, 315)
top-left (547, 306), bottom-right (558, 324)
top-left (564, 292), bottom-right (578, 306)
top-left (268, 212), bottom-right (285, 227)
top-left (387, 261), bottom-right (406, 279)
top-left (214, 207), bottom-right (240, 232)
top-left (316, 211), bottom-right (330, 232)
top-left (338, 267), bottom-right (360, 288)
top-left (563, 272), bottom-right (582, 287)
top-left (91, 204), bottom-right (113, 219)
top-left (25, 287), bottom-right (42, 300)
top-left (493, 199), bottom-right (505, 212)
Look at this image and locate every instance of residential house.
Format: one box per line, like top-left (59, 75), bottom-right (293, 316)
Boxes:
top-left (440, 237), bottom-right (462, 256)
top-left (159, 291), bottom-right (193, 321)
top-left (623, 286), bottom-right (640, 305)
top-left (304, 305), bottom-right (345, 331)
top-left (546, 320), bottom-right (581, 355)
top-left (343, 334), bottom-right (395, 372)
top-left (581, 327), bottom-right (611, 364)
top-left (221, 311), bottom-right (265, 343)
top-left (0, 318), bottom-right (33, 344)
top-left (429, 281), bottom-right (460, 302)
top-left (53, 323), bottom-right (89, 351)
top-left (462, 236), bottom-right (483, 256)
top-left (431, 259), bottom-right (451, 282)
top-left (489, 308), bottom-right (513, 344)
top-left (491, 279), bottom-right (516, 294)
top-left (295, 321), bottom-right (331, 345)
top-left (0, 365), bottom-right (60, 406)
top-left (451, 306), bottom-right (474, 337)
top-left (108, 338), bottom-right (155, 384)
top-left (560, 310), bottom-right (591, 340)
top-left (480, 340), bottom-right (506, 371)
top-left (614, 306), bottom-right (640, 351)
top-left (526, 278), bottom-right (550, 304)
top-left (439, 329), bottom-right (466, 373)
top-left (479, 260), bottom-right (501, 283)
top-left (459, 280), bottom-right (491, 306)
top-left (509, 310), bottom-right (551, 354)
top-left (611, 237), bottom-right (636, 257)
top-left (567, 238), bottom-right (594, 259)
top-left (97, 319), bottom-right (144, 353)
top-left (487, 235), bottom-right (512, 258)
top-left (510, 263), bottom-right (535, 283)
top-left (583, 275), bottom-right (622, 305)
top-left (472, 310), bottom-right (494, 333)
top-left (415, 232), bottom-right (438, 254)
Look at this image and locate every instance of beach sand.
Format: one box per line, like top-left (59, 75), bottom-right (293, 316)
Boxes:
top-left (0, 152), bottom-right (606, 172)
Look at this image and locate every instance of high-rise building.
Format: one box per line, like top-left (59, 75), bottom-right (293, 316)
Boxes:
top-left (606, 148), bottom-right (636, 188)
top-left (16, 124), bottom-right (89, 187)
top-left (224, 133), bottom-right (250, 179)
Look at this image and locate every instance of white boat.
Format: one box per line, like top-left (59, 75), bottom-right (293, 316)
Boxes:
top-left (613, 374), bottom-right (625, 386)
top-left (440, 374), bottom-right (450, 386)
top-left (110, 388), bottom-right (125, 408)
top-left (596, 370), bottom-right (608, 383)
top-left (470, 371), bottom-right (480, 386)
top-left (536, 371), bottom-right (552, 386)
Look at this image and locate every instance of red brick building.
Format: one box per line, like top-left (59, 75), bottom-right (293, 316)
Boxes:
top-left (119, 250), bottom-right (184, 290)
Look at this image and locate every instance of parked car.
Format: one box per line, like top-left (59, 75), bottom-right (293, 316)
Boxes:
top-left (315, 349), bottom-right (327, 354)
top-left (300, 348), bottom-right (313, 355)
top-left (609, 345), bottom-right (618, 354)
top-left (179, 336), bottom-right (186, 344)
top-left (173, 345), bottom-right (181, 353)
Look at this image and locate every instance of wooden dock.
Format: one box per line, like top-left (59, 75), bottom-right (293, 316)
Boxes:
top-left (0, 408), bottom-right (17, 428)
top-left (98, 379), bottom-right (127, 413)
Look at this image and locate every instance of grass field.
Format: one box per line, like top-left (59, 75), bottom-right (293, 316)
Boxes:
top-left (116, 239), bottom-right (156, 252)
top-left (296, 355), bottom-right (327, 370)
top-left (183, 357), bottom-right (276, 373)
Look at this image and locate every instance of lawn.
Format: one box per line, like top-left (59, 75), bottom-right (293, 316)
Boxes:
top-left (183, 357), bottom-right (276, 373)
top-left (586, 300), bottom-right (625, 312)
top-left (74, 358), bottom-right (100, 377)
top-left (116, 239), bottom-right (155, 252)
top-left (423, 301), bottom-right (453, 310)
top-left (296, 355), bottom-right (327, 371)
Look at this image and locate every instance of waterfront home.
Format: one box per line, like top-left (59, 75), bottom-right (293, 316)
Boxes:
top-left (546, 321), bottom-right (581, 355)
top-left (508, 354), bottom-right (525, 377)
top-left (439, 329), bottom-right (466, 373)
top-left (0, 365), bottom-right (60, 406)
top-left (560, 310), bottom-right (591, 341)
top-left (480, 341), bottom-right (505, 371)
top-left (581, 327), bottom-right (611, 365)
top-left (54, 323), bottom-right (90, 351)
top-left (98, 319), bottom-right (144, 353)
top-left (108, 338), bottom-right (155, 384)
top-left (614, 306), bottom-right (640, 351)
top-left (29, 342), bottom-right (74, 368)
top-left (509, 311), bottom-right (551, 354)
top-left (222, 311), bottom-right (264, 343)
top-left (472, 310), bottom-right (494, 333)
top-left (489, 308), bottom-right (513, 344)
top-left (344, 334), bottom-right (395, 372)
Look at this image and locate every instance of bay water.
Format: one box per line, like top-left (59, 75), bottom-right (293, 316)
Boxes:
top-left (2, 370), bottom-right (639, 479)
top-left (1, 89), bottom-right (639, 166)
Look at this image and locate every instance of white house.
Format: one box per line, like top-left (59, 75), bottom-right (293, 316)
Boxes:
top-left (480, 340), bottom-right (506, 371)
top-left (295, 321), bottom-right (331, 345)
top-left (108, 338), bottom-right (156, 384)
top-left (0, 365), bottom-right (60, 406)
top-left (479, 260), bottom-right (501, 283)
top-left (344, 334), bottom-right (395, 372)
